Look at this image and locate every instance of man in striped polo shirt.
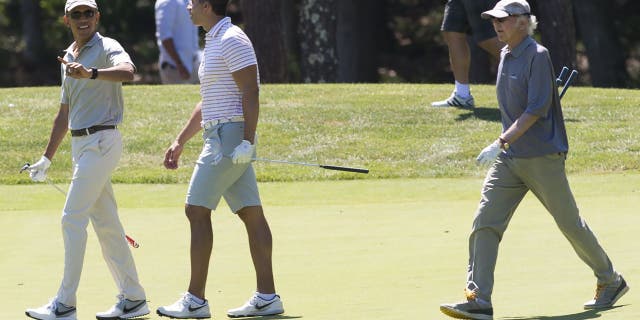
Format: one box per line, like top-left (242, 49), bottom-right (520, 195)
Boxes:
top-left (158, 0), bottom-right (284, 319)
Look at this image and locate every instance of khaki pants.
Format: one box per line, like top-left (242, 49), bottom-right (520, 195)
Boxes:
top-left (467, 153), bottom-right (616, 302)
top-left (159, 61), bottom-right (199, 84)
top-left (56, 129), bottom-right (145, 306)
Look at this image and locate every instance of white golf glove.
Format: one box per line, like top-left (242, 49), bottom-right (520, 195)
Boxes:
top-left (476, 140), bottom-right (502, 166)
top-left (230, 140), bottom-right (255, 164)
top-left (29, 156), bottom-right (51, 182)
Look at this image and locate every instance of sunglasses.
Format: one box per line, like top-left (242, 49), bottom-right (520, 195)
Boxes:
top-left (67, 9), bottom-right (96, 20)
top-left (494, 15), bottom-right (514, 23)
top-left (494, 13), bottom-right (530, 23)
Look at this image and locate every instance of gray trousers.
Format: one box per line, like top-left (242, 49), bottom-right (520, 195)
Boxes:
top-left (467, 153), bottom-right (616, 302)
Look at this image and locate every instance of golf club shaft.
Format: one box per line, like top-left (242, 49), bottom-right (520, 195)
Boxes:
top-left (20, 162), bottom-right (140, 248)
top-left (252, 158), bottom-right (369, 174)
top-left (46, 177), bottom-right (67, 196)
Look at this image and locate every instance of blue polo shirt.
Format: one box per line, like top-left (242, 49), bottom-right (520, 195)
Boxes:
top-left (60, 32), bottom-right (134, 130)
top-left (496, 36), bottom-right (569, 158)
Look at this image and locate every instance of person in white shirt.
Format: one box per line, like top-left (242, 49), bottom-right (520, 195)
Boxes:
top-left (157, 0), bottom-right (284, 319)
top-left (155, 0), bottom-right (201, 84)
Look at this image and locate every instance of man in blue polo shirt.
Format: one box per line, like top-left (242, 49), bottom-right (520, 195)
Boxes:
top-left (25, 1), bottom-right (148, 319)
top-left (440, 0), bottom-right (628, 319)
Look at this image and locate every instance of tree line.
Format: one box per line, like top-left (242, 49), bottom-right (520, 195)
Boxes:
top-left (1, 0), bottom-right (638, 88)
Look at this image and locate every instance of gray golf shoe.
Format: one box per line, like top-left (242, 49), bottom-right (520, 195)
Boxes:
top-left (584, 274), bottom-right (629, 309)
top-left (440, 298), bottom-right (493, 320)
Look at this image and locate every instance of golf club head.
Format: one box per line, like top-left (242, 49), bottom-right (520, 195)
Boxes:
top-left (20, 162), bottom-right (31, 173)
top-left (556, 66), bottom-right (569, 86)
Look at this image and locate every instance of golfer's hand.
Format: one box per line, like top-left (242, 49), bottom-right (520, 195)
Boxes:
top-left (476, 140), bottom-right (502, 166)
top-left (230, 140), bottom-right (255, 164)
top-left (164, 141), bottom-right (184, 170)
top-left (58, 56), bottom-right (91, 79)
top-left (177, 64), bottom-right (190, 80)
top-left (29, 156), bottom-right (51, 182)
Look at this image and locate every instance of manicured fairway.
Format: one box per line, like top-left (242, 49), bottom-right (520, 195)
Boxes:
top-left (1, 175), bottom-right (638, 319)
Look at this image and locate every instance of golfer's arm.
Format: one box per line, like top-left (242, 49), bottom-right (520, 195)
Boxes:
top-left (175, 101), bottom-right (203, 145)
top-left (93, 62), bottom-right (135, 82)
top-left (232, 64), bottom-right (259, 144)
top-left (43, 103), bottom-right (70, 161)
top-left (500, 112), bottom-right (540, 144)
top-left (161, 38), bottom-right (185, 70)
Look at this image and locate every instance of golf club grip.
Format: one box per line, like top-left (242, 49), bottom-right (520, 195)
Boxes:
top-left (556, 66), bottom-right (569, 85)
top-left (319, 165), bottom-right (369, 174)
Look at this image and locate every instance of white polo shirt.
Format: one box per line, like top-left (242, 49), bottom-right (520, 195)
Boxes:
top-left (199, 17), bottom-right (259, 123)
top-left (155, 0), bottom-right (199, 71)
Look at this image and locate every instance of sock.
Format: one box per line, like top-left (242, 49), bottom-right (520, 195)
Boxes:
top-left (190, 294), bottom-right (206, 305)
top-left (257, 292), bottom-right (277, 301)
top-left (455, 81), bottom-right (471, 98)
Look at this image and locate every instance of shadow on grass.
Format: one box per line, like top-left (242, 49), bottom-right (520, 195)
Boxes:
top-left (502, 305), bottom-right (627, 320)
top-left (455, 106), bottom-right (501, 122)
top-left (137, 314), bottom-right (302, 320)
top-left (233, 315), bottom-right (302, 319)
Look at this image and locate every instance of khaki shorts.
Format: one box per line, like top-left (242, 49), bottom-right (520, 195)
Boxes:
top-left (186, 121), bottom-right (261, 212)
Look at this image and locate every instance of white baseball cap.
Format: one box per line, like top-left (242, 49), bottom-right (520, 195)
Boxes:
top-left (65, 0), bottom-right (98, 13)
top-left (481, 0), bottom-right (530, 19)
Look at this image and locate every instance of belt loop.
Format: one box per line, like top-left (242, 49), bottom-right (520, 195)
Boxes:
top-left (85, 128), bottom-right (90, 136)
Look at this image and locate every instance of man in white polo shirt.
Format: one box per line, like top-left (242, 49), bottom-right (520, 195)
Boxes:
top-left (157, 0), bottom-right (284, 319)
top-left (25, 1), bottom-right (149, 319)
top-left (155, 0), bottom-right (201, 84)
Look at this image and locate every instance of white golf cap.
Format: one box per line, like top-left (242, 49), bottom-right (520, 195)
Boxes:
top-left (65, 0), bottom-right (98, 12)
top-left (481, 0), bottom-right (530, 19)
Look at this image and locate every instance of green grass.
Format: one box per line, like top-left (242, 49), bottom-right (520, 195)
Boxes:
top-left (1, 175), bottom-right (639, 319)
top-left (1, 84), bottom-right (639, 184)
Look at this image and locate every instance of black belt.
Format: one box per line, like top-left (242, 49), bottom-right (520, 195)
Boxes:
top-left (70, 125), bottom-right (117, 137)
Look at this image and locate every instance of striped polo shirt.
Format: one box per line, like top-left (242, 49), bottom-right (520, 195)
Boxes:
top-left (199, 17), bottom-right (259, 123)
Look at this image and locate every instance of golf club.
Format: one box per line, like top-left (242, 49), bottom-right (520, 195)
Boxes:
top-left (556, 66), bottom-right (569, 86)
top-left (559, 69), bottom-right (578, 100)
top-left (252, 158), bottom-right (369, 174)
top-left (20, 162), bottom-right (140, 248)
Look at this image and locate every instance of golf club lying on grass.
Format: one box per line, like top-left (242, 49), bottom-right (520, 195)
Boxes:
top-left (252, 158), bottom-right (369, 174)
top-left (20, 162), bottom-right (140, 248)
top-left (556, 65), bottom-right (579, 100)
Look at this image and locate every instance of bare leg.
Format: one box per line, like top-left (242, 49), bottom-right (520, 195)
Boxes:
top-left (477, 36), bottom-right (503, 60)
top-left (185, 204), bottom-right (213, 299)
top-left (237, 206), bottom-right (275, 294)
top-left (443, 31), bottom-right (471, 85)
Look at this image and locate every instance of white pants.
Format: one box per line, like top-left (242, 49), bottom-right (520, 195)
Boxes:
top-left (56, 129), bottom-right (145, 306)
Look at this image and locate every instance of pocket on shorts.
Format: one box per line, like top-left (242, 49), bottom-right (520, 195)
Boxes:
top-left (198, 130), bottom-right (223, 166)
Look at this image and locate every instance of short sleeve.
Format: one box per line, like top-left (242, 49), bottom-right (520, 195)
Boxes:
top-left (220, 31), bottom-right (257, 73)
top-left (525, 48), bottom-right (554, 117)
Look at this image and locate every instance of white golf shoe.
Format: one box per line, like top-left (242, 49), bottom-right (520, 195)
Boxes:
top-left (26, 298), bottom-right (77, 320)
top-left (227, 293), bottom-right (284, 318)
top-left (432, 91), bottom-right (475, 109)
top-left (96, 295), bottom-right (150, 319)
top-left (157, 292), bottom-right (211, 319)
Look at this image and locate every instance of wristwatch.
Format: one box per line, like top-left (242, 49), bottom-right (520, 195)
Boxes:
top-left (90, 68), bottom-right (98, 80)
